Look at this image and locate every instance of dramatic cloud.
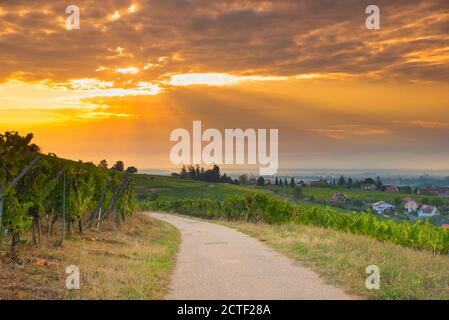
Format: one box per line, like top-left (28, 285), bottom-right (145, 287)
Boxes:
top-left (1, 0), bottom-right (449, 170)
top-left (0, 0), bottom-right (448, 84)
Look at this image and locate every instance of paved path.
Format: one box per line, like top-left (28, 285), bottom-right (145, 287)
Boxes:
top-left (150, 212), bottom-right (351, 300)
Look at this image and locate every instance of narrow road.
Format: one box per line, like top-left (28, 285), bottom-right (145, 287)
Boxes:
top-left (150, 212), bottom-right (351, 300)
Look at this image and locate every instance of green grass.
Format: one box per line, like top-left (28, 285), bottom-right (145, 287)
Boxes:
top-left (134, 174), bottom-right (265, 201)
top-left (267, 185), bottom-right (402, 201)
top-left (220, 220), bottom-right (449, 299)
top-left (298, 186), bottom-right (444, 204)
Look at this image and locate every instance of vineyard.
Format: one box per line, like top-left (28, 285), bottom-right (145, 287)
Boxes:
top-left (0, 132), bottom-right (136, 260)
top-left (144, 193), bottom-right (449, 254)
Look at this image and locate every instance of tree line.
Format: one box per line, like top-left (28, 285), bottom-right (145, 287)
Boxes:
top-left (256, 176), bottom-right (298, 187)
top-left (98, 159), bottom-right (138, 174)
top-left (176, 165), bottom-right (240, 185)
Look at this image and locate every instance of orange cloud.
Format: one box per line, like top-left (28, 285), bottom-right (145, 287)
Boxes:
top-left (400, 120), bottom-right (449, 128)
top-left (310, 126), bottom-right (390, 140)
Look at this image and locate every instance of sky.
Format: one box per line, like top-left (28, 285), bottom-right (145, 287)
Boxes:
top-left (0, 0), bottom-right (448, 173)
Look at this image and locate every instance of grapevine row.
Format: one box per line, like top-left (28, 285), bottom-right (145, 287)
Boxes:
top-left (143, 193), bottom-right (449, 254)
top-left (0, 132), bottom-right (137, 258)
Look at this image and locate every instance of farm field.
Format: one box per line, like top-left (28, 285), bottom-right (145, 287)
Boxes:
top-left (134, 174), bottom-right (265, 201)
top-left (0, 214), bottom-right (179, 299)
top-left (133, 175), bottom-right (443, 224)
top-left (266, 185), bottom-right (449, 204)
top-left (134, 174), bottom-right (449, 227)
top-left (135, 174), bottom-right (449, 210)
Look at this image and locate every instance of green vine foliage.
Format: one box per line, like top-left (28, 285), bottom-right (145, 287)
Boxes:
top-left (143, 193), bottom-right (449, 254)
top-left (1, 131), bottom-right (136, 254)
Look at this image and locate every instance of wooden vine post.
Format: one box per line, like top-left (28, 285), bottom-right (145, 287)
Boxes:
top-left (61, 169), bottom-right (66, 245)
top-left (87, 177), bottom-right (112, 228)
top-left (97, 174), bottom-right (129, 230)
top-left (0, 184), bottom-right (4, 239)
top-left (121, 188), bottom-right (127, 223)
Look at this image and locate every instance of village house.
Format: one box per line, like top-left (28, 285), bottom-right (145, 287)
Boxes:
top-left (416, 187), bottom-right (449, 196)
top-left (417, 205), bottom-right (439, 218)
top-left (403, 198), bottom-right (419, 213)
top-left (438, 187), bottom-right (449, 197)
top-left (330, 192), bottom-right (347, 203)
top-left (439, 219), bottom-right (449, 229)
top-left (361, 183), bottom-right (377, 191)
top-left (371, 201), bottom-right (395, 215)
top-left (398, 186), bottom-right (412, 194)
top-left (383, 185), bottom-right (399, 193)
top-left (416, 187), bottom-right (437, 195)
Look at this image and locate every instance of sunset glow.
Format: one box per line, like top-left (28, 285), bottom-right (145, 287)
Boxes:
top-left (1, 0), bottom-right (448, 171)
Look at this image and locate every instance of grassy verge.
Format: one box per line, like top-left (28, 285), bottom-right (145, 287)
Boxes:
top-left (220, 220), bottom-right (449, 299)
top-left (0, 213), bottom-right (180, 300)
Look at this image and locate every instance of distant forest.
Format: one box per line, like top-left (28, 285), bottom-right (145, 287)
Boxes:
top-left (174, 165), bottom-right (240, 185)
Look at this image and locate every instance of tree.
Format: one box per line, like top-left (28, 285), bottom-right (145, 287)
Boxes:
top-left (239, 174), bottom-right (248, 185)
top-left (293, 186), bottom-right (303, 199)
top-left (195, 165), bottom-right (201, 180)
top-left (363, 178), bottom-right (376, 185)
top-left (290, 177), bottom-right (296, 187)
top-left (187, 165), bottom-right (196, 179)
top-left (376, 176), bottom-right (383, 189)
top-left (275, 177), bottom-right (279, 185)
top-left (112, 161), bottom-right (125, 172)
top-left (430, 197), bottom-right (443, 207)
top-left (98, 159), bottom-right (108, 168)
top-left (180, 165), bottom-right (187, 178)
top-left (347, 177), bottom-right (353, 187)
top-left (221, 173), bottom-right (229, 183)
top-left (256, 177), bottom-right (265, 186)
top-left (279, 179), bottom-right (284, 186)
top-left (200, 167), bottom-right (205, 179)
top-left (126, 166), bottom-right (138, 174)
top-left (202, 169), bottom-right (214, 182)
top-left (337, 175), bottom-right (346, 186)
top-left (212, 165), bottom-right (221, 182)
top-left (284, 178), bottom-right (288, 186)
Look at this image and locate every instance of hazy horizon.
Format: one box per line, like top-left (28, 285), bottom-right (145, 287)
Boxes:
top-left (139, 166), bottom-right (449, 178)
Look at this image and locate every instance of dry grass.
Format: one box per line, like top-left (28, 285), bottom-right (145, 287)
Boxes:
top-left (221, 221), bottom-right (449, 300)
top-left (0, 213), bottom-right (180, 300)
